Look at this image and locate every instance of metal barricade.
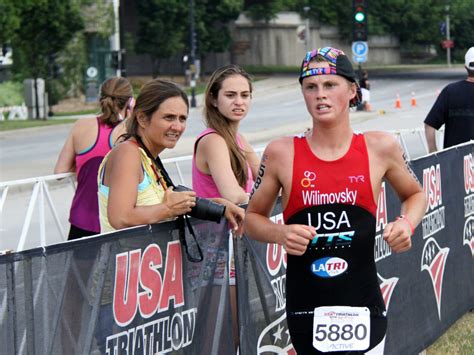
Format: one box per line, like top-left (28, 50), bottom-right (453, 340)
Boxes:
top-left (0, 127), bottom-right (438, 252)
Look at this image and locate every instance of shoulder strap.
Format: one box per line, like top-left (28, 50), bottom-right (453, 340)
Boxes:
top-left (135, 136), bottom-right (174, 188)
top-left (193, 129), bottom-right (218, 156)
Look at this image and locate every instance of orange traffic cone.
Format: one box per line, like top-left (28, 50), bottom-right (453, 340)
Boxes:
top-left (395, 94), bottom-right (402, 109)
top-left (410, 92), bottom-right (417, 107)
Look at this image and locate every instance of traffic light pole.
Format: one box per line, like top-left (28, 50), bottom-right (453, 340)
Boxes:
top-left (445, 5), bottom-right (451, 68)
top-left (352, 0), bottom-right (368, 42)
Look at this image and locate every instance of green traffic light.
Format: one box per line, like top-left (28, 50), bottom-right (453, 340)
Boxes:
top-left (355, 12), bottom-right (365, 22)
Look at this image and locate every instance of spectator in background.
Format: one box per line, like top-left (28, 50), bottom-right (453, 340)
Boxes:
top-left (424, 47), bottom-right (474, 152)
top-left (358, 69), bottom-right (371, 111)
top-left (97, 79), bottom-right (244, 233)
top-left (192, 64), bottom-right (260, 349)
top-left (244, 47), bottom-right (426, 354)
top-left (192, 64), bottom-right (259, 203)
top-left (54, 77), bottom-right (133, 240)
top-left (359, 69), bottom-right (370, 91)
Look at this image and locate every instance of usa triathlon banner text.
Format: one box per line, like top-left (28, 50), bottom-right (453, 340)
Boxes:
top-left (0, 220), bottom-right (235, 354)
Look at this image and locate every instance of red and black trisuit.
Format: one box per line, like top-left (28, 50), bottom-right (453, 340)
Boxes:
top-left (283, 133), bottom-right (387, 354)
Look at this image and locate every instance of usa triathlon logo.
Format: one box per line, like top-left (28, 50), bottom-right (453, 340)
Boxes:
top-left (257, 222), bottom-right (296, 355)
top-left (375, 182), bottom-right (391, 262)
top-left (422, 164), bottom-right (445, 239)
top-left (373, 274), bottom-right (398, 354)
top-left (378, 273), bottom-right (399, 310)
top-left (463, 154), bottom-right (474, 255)
top-left (421, 165), bottom-right (448, 320)
top-left (421, 238), bottom-right (450, 320)
top-left (463, 216), bottom-right (474, 256)
top-left (257, 313), bottom-right (296, 354)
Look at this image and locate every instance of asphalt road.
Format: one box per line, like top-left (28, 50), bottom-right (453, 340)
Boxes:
top-left (0, 67), bottom-right (466, 250)
top-left (0, 67), bottom-right (465, 181)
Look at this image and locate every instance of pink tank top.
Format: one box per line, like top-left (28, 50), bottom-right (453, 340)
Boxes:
top-left (69, 118), bottom-right (116, 232)
top-left (192, 128), bottom-right (254, 198)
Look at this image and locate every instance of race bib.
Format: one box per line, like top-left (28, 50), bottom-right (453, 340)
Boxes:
top-left (313, 306), bottom-right (370, 352)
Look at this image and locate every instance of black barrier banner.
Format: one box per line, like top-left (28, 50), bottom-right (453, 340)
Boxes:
top-left (235, 143), bottom-right (474, 354)
top-left (0, 219), bottom-right (235, 355)
top-left (234, 202), bottom-right (299, 355)
top-left (377, 143), bottom-right (474, 354)
top-left (1, 144), bottom-right (473, 355)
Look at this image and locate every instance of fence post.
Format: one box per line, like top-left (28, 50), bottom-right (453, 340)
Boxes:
top-left (23, 257), bottom-right (36, 354)
top-left (6, 259), bottom-right (18, 354)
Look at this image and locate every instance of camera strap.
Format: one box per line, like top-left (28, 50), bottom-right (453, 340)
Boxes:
top-left (177, 215), bottom-right (204, 262)
top-left (135, 135), bottom-right (203, 263)
top-left (135, 136), bottom-right (174, 188)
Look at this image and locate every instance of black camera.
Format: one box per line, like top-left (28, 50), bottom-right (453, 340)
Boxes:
top-left (174, 185), bottom-right (225, 223)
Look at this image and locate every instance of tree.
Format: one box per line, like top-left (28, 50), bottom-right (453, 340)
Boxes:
top-left (10, 0), bottom-right (83, 80)
top-left (134, 0), bottom-right (243, 76)
top-left (193, 0), bottom-right (243, 66)
top-left (58, 0), bottom-right (114, 98)
top-left (288, 0), bottom-right (474, 61)
top-left (448, 0), bottom-right (474, 62)
top-left (135, 0), bottom-right (188, 77)
top-left (369, 0), bottom-right (444, 48)
top-left (290, 0), bottom-right (352, 38)
top-left (6, 0), bottom-right (83, 116)
top-left (0, 0), bottom-right (20, 46)
top-left (244, 0), bottom-right (286, 22)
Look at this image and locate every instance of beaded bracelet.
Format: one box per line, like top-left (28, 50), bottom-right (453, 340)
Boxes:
top-left (397, 215), bottom-right (415, 236)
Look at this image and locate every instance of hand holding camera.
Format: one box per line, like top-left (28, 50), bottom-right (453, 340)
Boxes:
top-left (163, 187), bottom-right (197, 218)
top-left (174, 185), bottom-right (226, 223)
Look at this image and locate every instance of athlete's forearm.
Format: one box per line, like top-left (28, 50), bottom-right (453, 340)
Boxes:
top-left (244, 212), bottom-right (283, 244)
top-left (399, 191), bottom-right (427, 233)
top-left (424, 124), bottom-right (438, 153)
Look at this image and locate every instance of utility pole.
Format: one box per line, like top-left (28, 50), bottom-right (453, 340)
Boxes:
top-left (189, 0), bottom-right (197, 108)
top-left (445, 4), bottom-right (452, 68)
top-left (112, 0), bottom-right (122, 76)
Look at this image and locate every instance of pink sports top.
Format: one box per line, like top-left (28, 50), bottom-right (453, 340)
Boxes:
top-left (69, 118), bottom-right (117, 233)
top-left (192, 128), bottom-right (254, 198)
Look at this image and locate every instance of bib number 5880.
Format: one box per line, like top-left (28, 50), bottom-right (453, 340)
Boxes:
top-left (314, 323), bottom-right (368, 342)
top-left (313, 306), bottom-right (370, 352)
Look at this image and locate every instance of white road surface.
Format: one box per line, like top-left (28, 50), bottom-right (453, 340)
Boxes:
top-left (0, 68), bottom-right (466, 250)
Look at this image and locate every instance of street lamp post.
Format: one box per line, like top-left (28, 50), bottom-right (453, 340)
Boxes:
top-left (189, 0), bottom-right (197, 108)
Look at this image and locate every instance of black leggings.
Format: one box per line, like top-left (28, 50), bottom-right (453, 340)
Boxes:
top-left (68, 224), bottom-right (98, 241)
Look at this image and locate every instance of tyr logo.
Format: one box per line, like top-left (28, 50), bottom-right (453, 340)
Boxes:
top-left (348, 175), bottom-right (365, 183)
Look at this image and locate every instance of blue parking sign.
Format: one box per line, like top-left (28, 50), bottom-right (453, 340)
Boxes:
top-left (352, 41), bottom-right (368, 57)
